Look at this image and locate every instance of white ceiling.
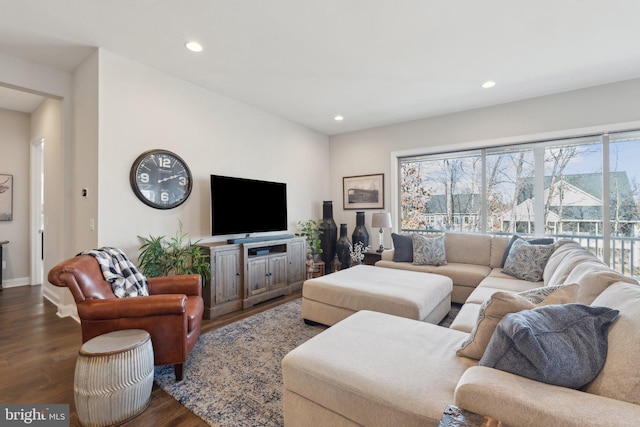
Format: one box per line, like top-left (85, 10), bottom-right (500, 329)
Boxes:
top-left (1, 0), bottom-right (640, 135)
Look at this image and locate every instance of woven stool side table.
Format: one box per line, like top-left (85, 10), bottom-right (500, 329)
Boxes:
top-left (74, 329), bottom-right (154, 427)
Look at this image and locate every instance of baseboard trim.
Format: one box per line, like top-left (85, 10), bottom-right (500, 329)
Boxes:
top-left (42, 284), bottom-right (80, 323)
top-left (1, 276), bottom-right (30, 288)
top-left (56, 303), bottom-right (80, 323)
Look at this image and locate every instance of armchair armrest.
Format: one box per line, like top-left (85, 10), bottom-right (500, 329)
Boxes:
top-left (148, 274), bottom-right (202, 297)
top-left (77, 294), bottom-right (187, 320)
top-left (455, 366), bottom-right (640, 427)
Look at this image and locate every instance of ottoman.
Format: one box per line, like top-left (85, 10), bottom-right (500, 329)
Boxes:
top-left (74, 329), bottom-right (154, 427)
top-left (302, 264), bottom-right (452, 326)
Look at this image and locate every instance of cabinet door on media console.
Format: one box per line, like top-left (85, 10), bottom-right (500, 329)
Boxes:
top-left (246, 257), bottom-right (269, 297)
top-left (268, 254), bottom-right (288, 290)
top-left (214, 247), bottom-right (242, 303)
top-left (246, 254), bottom-right (289, 297)
top-left (288, 238), bottom-right (306, 288)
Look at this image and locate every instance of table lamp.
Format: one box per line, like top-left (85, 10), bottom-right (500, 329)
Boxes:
top-left (371, 212), bottom-right (392, 253)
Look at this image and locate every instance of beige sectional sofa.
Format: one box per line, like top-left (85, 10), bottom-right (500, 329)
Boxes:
top-left (282, 232), bottom-right (640, 426)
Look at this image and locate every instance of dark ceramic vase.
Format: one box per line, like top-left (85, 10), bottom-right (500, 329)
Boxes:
top-left (352, 211), bottom-right (369, 249)
top-left (320, 201), bottom-right (337, 266)
top-left (336, 223), bottom-right (352, 270)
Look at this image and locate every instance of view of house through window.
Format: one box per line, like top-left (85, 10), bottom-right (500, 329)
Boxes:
top-left (399, 130), bottom-right (640, 277)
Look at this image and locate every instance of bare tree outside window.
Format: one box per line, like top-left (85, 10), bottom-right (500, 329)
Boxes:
top-left (399, 131), bottom-right (640, 278)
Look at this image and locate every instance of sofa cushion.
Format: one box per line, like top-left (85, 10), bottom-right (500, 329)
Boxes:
top-left (502, 238), bottom-right (553, 282)
top-left (412, 234), bottom-right (447, 266)
top-left (584, 281), bottom-right (640, 405)
top-left (489, 235), bottom-right (511, 269)
top-left (445, 232), bottom-right (491, 266)
top-left (543, 240), bottom-right (591, 286)
top-left (565, 260), bottom-right (638, 304)
top-left (478, 304), bottom-right (620, 389)
top-left (456, 284), bottom-right (578, 360)
top-left (391, 233), bottom-right (413, 262)
top-left (500, 235), bottom-right (555, 267)
top-left (432, 263), bottom-right (491, 288)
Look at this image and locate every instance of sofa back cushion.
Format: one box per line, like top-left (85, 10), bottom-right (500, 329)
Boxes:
top-left (543, 240), bottom-right (590, 285)
top-left (445, 232), bottom-right (491, 266)
top-left (565, 260), bottom-right (637, 304)
top-left (489, 235), bottom-right (511, 268)
top-left (584, 281), bottom-right (640, 405)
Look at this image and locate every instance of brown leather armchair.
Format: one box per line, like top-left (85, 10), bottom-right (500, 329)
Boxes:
top-left (48, 254), bottom-right (204, 381)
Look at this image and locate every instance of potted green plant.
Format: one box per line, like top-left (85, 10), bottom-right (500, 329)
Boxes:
top-left (296, 219), bottom-right (324, 261)
top-left (138, 220), bottom-right (210, 283)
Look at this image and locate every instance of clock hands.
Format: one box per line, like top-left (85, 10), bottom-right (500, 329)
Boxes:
top-left (157, 174), bottom-right (182, 183)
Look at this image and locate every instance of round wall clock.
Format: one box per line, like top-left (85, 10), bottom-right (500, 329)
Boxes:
top-left (130, 149), bottom-right (193, 209)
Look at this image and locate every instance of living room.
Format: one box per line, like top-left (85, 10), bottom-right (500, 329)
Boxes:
top-left (1, 2), bottom-right (640, 426)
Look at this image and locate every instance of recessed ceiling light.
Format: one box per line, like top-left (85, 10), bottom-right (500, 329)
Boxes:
top-left (185, 41), bottom-right (203, 52)
top-left (482, 81), bottom-right (496, 89)
top-left (334, 115), bottom-right (344, 121)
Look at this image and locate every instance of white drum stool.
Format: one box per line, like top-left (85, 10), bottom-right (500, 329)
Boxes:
top-left (74, 329), bottom-right (154, 427)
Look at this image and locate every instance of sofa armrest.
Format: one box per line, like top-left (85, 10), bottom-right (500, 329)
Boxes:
top-left (381, 249), bottom-right (394, 261)
top-left (77, 294), bottom-right (187, 320)
top-left (455, 366), bottom-right (640, 427)
top-left (148, 274), bottom-right (202, 297)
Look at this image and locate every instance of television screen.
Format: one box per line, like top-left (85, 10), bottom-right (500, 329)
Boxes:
top-left (211, 175), bottom-right (288, 236)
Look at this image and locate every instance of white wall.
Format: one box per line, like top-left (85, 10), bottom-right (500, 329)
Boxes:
top-left (0, 51), bottom-right (72, 306)
top-left (0, 108), bottom-right (30, 285)
top-left (329, 78), bottom-right (640, 247)
top-left (94, 50), bottom-right (330, 257)
top-left (70, 51), bottom-right (99, 253)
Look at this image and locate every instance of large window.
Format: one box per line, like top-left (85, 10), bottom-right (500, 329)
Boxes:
top-left (399, 130), bottom-right (640, 276)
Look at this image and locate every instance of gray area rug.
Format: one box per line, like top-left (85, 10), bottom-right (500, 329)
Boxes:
top-left (154, 299), bottom-right (326, 426)
top-left (155, 298), bottom-right (460, 426)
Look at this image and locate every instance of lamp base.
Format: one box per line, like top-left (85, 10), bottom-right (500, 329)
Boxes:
top-left (376, 245), bottom-right (384, 253)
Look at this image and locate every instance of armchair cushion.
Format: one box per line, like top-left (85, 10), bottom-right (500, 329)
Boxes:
top-left (77, 294), bottom-right (187, 320)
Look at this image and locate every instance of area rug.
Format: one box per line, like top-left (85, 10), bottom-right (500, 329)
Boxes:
top-left (154, 299), bottom-right (326, 426)
top-left (155, 298), bottom-right (460, 426)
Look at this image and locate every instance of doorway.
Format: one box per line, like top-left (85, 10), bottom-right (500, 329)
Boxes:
top-left (30, 138), bottom-right (44, 285)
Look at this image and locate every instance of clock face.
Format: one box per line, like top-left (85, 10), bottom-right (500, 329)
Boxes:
top-left (130, 149), bottom-right (193, 209)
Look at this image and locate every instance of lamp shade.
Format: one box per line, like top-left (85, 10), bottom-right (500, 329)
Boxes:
top-left (371, 212), bottom-right (392, 228)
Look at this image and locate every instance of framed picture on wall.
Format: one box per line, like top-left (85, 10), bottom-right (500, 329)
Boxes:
top-left (0, 174), bottom-right (13, 221)
top-left (343, 173), bottom-right (384, 210)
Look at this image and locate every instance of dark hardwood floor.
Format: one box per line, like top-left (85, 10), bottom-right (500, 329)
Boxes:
top-left (0, 285), bottom-right (301, 426)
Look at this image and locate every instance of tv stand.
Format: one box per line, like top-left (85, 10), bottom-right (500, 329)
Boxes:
top-left (198, 236), bottom-right (306, 319)
top-left (227, 234), bottom-right (295, 244)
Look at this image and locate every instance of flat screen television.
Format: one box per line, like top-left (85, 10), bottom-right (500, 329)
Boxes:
top-left (210, 174), bottom-right (288, 236)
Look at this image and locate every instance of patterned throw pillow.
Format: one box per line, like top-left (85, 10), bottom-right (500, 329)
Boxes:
top-left (500, 235), bottom-right (555, 267)
top-left (411, 234), bottom-right (447, 266)
top-left (456, 284), bottom-right (578, 360)
top-left (502, 238), bottom-right (554, 281)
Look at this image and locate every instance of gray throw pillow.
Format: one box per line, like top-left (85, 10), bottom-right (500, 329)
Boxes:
top-left (500, 235), bottom-right (555, 267)
top-left (502, 238), bottom-right (553, 281)
top-left (391, 233), bottom-right (413, 262)
top-left (411, 234), bottom-right (447, 266)
top-left (479, 304), bottom-right (620, 389)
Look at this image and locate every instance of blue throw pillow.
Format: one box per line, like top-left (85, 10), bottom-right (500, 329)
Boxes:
top-left (391, 233), bottom-right (413, 262)
top-left (479, 304), bottom-right (620, 389)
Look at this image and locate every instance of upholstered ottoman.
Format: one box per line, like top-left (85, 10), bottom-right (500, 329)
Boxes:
top-left (302, 264), bottom-right (452, 326)
top-left (283, 310), bottom-right (474, 427)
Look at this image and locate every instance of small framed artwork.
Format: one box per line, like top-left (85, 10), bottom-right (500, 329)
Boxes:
top-left (0, 174), bottom-right (12, 221)
top-left (343, 173), bottom-right (384, 210)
